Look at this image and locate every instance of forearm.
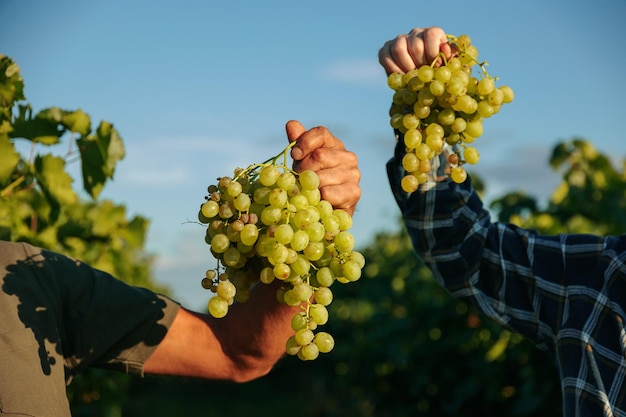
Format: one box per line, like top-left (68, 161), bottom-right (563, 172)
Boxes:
top-left (144, 280), bottom-right (297, 382)
top-left (386, 135), bottom-right (534, 329)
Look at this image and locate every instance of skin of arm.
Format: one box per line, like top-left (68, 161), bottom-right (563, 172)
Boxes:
top-left (144, 120), bottom-right (361, 382)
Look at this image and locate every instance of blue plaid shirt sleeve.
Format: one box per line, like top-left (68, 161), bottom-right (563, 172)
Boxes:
top-left (387, 137), bottom-right (626, 416)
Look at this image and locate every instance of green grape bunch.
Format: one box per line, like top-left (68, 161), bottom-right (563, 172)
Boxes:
top-left (387, 33), bottom-right (514, 190)
top-left (197, 142), bottom-right (365, 361)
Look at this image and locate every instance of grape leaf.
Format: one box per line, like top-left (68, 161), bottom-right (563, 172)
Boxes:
top-left (77, 121), bottom-right (125, 199)
top-left (10, 105), bottom-right (64, 145)
top-left (34, 153), bottom-right (78, 209)
top-left (0, 135), bottom-right (20, 184)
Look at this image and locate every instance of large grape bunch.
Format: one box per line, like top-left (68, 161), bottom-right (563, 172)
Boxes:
top-left (197, 142), bottom-right (364, 361)
top-left (387, 33), bottom-right (514, 191)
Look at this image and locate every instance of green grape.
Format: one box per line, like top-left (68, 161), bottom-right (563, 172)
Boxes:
top-left (259, 165), bottom-right (280, 186)
top-left (451, 166), bottom-right (468, 183)
top-left (463, 146), bottom-right (480, 164)
top-left (333, 209), bottom-right (353, 231)
top-left (298, 343), bottom-right (319, 361)
top-left (260, 206), bottom-right (282, 225)
top-left (303, 241), bottom-right (324, 261)
top-left (210, 234), bottom-right (230, 253)
top-left (291, 282), bottom-right (313, 302)
top-left (314, 287), bottom-right (333, 306)
top-left (290, 229), bottom-right (310, 251)
top-left (269, 188), bottom-right (288, 208)
top-left (342, 260), bottom-right (362, 282)
top-left (239, 223), bottom-right (259, 246)
top-left (404, 128), bottom-right (422, 148)
top-left (401, 174), bottom-right (419, 193)
top-left (464, 120), bottom-right (483, 138)
top-left (313, 332), bottom-right (335, 353)
top-left (291, 254), bottom-right (311, 276)
top-left (451, 117), bottom-right (467, 133)
top-left (273, 262), bottom-right (291, 280)
top-left (316, 267), bottom-right (335, 287)
top-left (290, 194), bottom-right (309, 210)
top-left (309, 304), bottom-right (329, 325)
top-left (417, 65), bottom-right (434, 82)
top-left (208, 296), bottom-right (229, 318)
top-left (227, 181), bottom-right (242, 198)
top-left (277, 172), bottom-right (296, 190)
top-left (477, 77), bottom-right (495, 95)
top-left (402, 113), bottom-right (420, 130)
top-left (223, 247), bottom-right (242, 267)
top-left (285, 336), bottom-right (301, 356)
top-left (402, 152), bottom-right (420, 173)
top-left (334, 231), bottom-right (355, 253)
top-left (216, 280), bottom-right (236, 299)
top-left (500, 85), bottom-right (515, 103)
top-left (233, 193), bottom-right (251, 212)
top-left (387, 72), bottom-right (404, 90)
top-left (274, 223), bottom-right (294, 245)
top-left (429, 79), bottom-right (445, 96)
top-left (291, 312), bottom-right (309, 331)
top-left (201, 200), bottom-right (219, 219)
top-left (301, 188), bottom-right (321, 205)
top-left (349, 251), bottom-right (366, 268)
top-left (305, 222), bottom-right (325, 242)
top-left (434, 66), bottom-right (452, 82)
top-left (293, 210), bottom-right (313, 229)
top-left (259, 266), bottom-right (275, 284)
top-left (295, 328), bottom-right (315, 346)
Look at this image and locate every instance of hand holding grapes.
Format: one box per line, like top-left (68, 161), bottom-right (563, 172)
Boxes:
top-left (379, 26), bottom-right (514, 188)
top-left (378, 27), bottom-right (456, 75)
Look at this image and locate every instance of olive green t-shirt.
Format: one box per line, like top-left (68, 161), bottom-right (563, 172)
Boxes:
top-left (0, 241), bottom-right (180, 416)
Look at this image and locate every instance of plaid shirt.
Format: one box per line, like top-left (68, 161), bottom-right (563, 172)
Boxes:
top-left (387, 139), bottom-right (626, 416)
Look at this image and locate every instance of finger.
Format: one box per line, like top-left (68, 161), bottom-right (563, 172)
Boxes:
top-left (285, 119), bottom-right (306, 143)
top-left (406, 28), bottom-right (427, 68)
top-left (294, 146), bottom-right (354, 175)
top-left (290, 126), bottom-right (344, 163)
top-left (378, 40), bottom-right (405, 75)
top-left (423, 26), bottom-right (449, 66)
top-left (317, 167), bottom-right (361, 216)
top-left (388, 35), bottom-right (418, 73)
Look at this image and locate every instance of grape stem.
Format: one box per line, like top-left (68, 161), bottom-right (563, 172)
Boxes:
top-left (232, 141), bottom-right (298, 182)
top-left (441, 33), bottom-right (494, 80)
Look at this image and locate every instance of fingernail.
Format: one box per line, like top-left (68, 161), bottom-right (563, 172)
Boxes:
top-left (291, 147), bottom-right (303, 160)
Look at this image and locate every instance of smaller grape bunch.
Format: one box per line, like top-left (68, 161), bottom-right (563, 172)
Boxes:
top-left (386, 33), bottom-right (514, 191)
top-left (197, 141), bottom-right (364, 361)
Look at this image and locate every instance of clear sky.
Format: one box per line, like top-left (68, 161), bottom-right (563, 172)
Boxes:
top-left (3, 0), bottom-right (625, 310)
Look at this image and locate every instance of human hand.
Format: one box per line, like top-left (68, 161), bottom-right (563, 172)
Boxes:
top-left (286, 120), bottom-right (361, 216)
top-left (378, 26), bottom-right (456, 75)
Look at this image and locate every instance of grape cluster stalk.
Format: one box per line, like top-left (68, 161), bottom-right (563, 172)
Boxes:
top-left (387, 33), bottom-right (515, 191)
top-left (197, 142), bottom-right (364, 361)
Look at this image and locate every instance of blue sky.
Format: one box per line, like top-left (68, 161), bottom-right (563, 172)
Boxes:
top-left (3, 0), bottom-right (625, 309)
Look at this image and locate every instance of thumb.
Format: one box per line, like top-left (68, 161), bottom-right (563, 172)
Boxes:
top-left (285, 120), bottom-right (306, 143)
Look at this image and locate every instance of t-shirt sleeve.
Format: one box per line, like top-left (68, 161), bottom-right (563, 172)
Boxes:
top-left (13, 242), bottom-right (181, 379)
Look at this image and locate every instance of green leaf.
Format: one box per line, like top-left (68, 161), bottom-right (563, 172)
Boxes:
top-left (0, 55), bottom-right (25, 110)
top-left (0, 135), bottom-right (20, 184)
top-left (77, 121), bottom-right (125, 199)
top-left (61, 108), bottom-right (91, 135)
top-left (34, 154), bottom-right (78, 208)
top-left (10, 105), bottom-right (64, 145)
